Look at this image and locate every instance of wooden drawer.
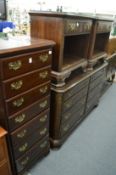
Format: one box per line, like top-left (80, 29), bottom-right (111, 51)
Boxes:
top-left (97, 21), bottom-right (112, 33)
top-left (64, 19), bottom-right (92, 35)
top-left (0, 138), bottom-right (7, 164)
top-left (61, 107), bottom-right (85, 137)
top-left (8, 97), bottom-right (50, 131)
top-left (5, 82), bottom-right (50, 115)
top-left (14, 125), bottom-right (49, 159)
top-left (62, 96), bottom-right (86, 123)
top-left (89, 77), bottom-right (103, 91)
top-left (0, 162), bottom-right (11, 175)
top-left (0, 49), bottom-right (52, 80)
top-left (62, 87), bottom-right (87, 113)
top-left (88, 84), bottom-right (102, 101)
top-left (90, 69), bottom-right (105, 81)
top-left (62, 104), bottom-right (85, 124)
top-left (3, 66), bottom-right (51, 99)
top-left (86, 98), bottom-right (99, 113)
top-left (11, 110), bottom-right (49, 147)
top-left (16, 135), bottom-right (49, 173)
top-left (63, 78), bottom-right (89, 101)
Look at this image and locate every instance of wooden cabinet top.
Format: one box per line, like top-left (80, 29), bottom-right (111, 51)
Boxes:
top-left (0, 37), bottom-right (55, 57)
top-left (29, 11), bottom-right (113, 22)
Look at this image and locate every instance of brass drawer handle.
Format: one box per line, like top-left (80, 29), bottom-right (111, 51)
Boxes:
top-left (63, 124), bottom-right (70, 132)
top-left (40, 115), bottom-right (47, 122)
top-left (39, 54), bottom-right (48, 62)
top-left (39, 100), bottom-right (48, 108)
top-left (19, 143), bottom-right (28, 152)
top-left (11, 80), bottom-right (23, 90)
top-left (64, 113), bottom-right (71, 120)
top-left (65, 102), bottom-right (72, 108)
top-left (40, 128), bottom-right (47, 136)
top-left (13, 97), bottom-right (24, 107)
top-left (68, 22), bottom-right (79, 32)
top-left (39, 71), bottom-right (48, 79)
top-left (21, 157), bottom-right (29, 165)
top-left (40, 141), bottom-right (48, 148)
top-left (17, 129), bottom-right (27, 138)
top-left (15, 114), bottom-right (26, 123)
top-left (8, 60), bottom-right (22, 71)
top-left (39, 86), bottom-right (48, 94)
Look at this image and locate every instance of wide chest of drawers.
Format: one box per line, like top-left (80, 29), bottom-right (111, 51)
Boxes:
top-left (0, 38), bottom-right (55, 175)
top-left (50, 63), bottom-right (107, 147)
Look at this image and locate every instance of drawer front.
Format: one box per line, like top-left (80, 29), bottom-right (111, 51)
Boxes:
top-left (14, 126), bottom-right (49, 159)
top-left (97, 21), bottom-right (112, 33)
top-left (89, 77), bottom-right (104, 90)
top-left (63, 78), bottom-right (89, 101)
top-left (8, 97), bottom-right (50, 131)
top-left (90, 68), bottom-right (105, 81)
top-left (0, 138), bottom-right (7, 163)
top-left (62, 104), bottom-right (85, 124)
top-left (1, 49), bottom-right (52, 80)
top-left (16, 135), bottom-right (49, 173)
top-left (86, 97), bottom-right (99, 113)
top-left (0, 162), bottom-right (11, 175)
top-left (62, 87), bottom-right (87, 113)
top-left (5, 82), bottom-right (50, 115)
top-left (61, 107), bottom-right (85, 137)
top-left (3, 66), bottom-right (51, 99)
top-left (88, 84), bottom-right (102, 101)
top-left (64, 19), bottom-right (92, 35)
top-left (11, 110), bottom-right (49, 147)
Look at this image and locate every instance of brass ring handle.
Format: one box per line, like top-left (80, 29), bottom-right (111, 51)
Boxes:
top-left (39, 100), bottom-right (48, 108)
top-left (21, 157), bottom-right (29, 165)
top-left (19, 143), bottom-right (28, 152)
top-left (39, 54), bottom-right (48, 62)
top-left (40, 141), bottom-right (48, 148)
top-left (39, 86), bottom-right (48, 94)
top-left (13, 97), bottom-right (24, 107)
top-left (39, 71), bottom-right (48, 79)
top-left (17, 129), bottom-right (27, 138)
top-left (8, 60), bottom-right (22, 71)
top-left (11, 80), bottom-right (23, 90)
top-left (40, 128), bottom-right (47, 136)
top-left (40, 115), bottom-right (47, 122)
top-left (15, 114), bottom-right (26, 123)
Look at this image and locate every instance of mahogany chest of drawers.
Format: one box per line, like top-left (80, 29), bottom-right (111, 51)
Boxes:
top-left (0, 38), bottom-right (55, 175)
top-left (0, 127), bottom-right (12, 175)
top-left (50, 63), bottom-right (107, 147)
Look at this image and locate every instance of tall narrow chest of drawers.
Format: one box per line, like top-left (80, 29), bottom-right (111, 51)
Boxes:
top-left (0, 38), bottom-right (55, 175)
